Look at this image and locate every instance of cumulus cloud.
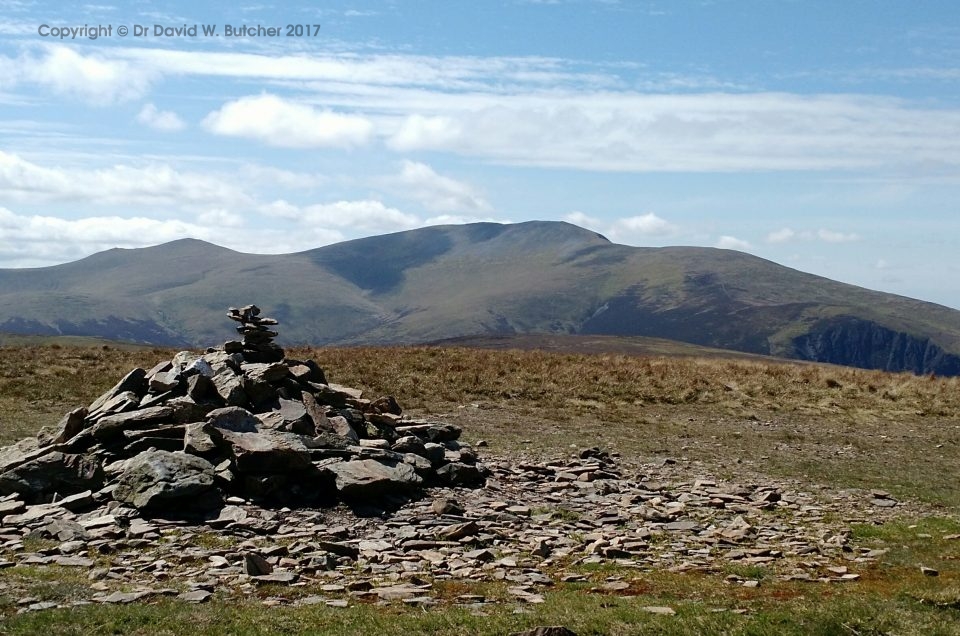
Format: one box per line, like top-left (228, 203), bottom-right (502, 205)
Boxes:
top-left (202, 94), bottom-right (374, 148)
top-left (422, 213), bottom-right (504, 226)
top-left (0, 151), bottom-right (252, 208)
top-left (0, 207), bottom-right (219, 266)
top-left (136, 103), bottom-right (186, 131)
top-left (0, 205), bottom-right (346, 267)
top-left (261, 199), bottom-right (418, 232)
top-left (564, 211), bottom-right (602, 228)
top-left (7, 45), bottom-right (153, 104)
top-left (385, 161), bottom-right (491, 213)
top-left (0, 153), bottom-right (490, 262)
top-left (388, 115), bottom-right (463, 152)
top-left (715, 235), bottom-right (751, 250)
top-left (260, 196), bottom-right (505, 236)
top-left (0, 207), bottom-right (212, 246)
top-left (196, 208), bottom-right (244, 228)
top-left (563, 211), bottom-right (677, 243)
top-left (612, 213), bottom-right (676, 236)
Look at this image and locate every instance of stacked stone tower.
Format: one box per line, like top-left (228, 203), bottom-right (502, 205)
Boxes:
top-left (225, 305), bottom-right (284, 363)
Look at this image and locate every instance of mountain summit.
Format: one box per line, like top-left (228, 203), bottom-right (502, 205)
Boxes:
top-left (2, 221), bottom-right (960, 375)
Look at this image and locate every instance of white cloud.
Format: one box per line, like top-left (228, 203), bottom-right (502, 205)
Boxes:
top-left (110, 46), bottom-right (612, 91)
top-left (716, 235), bottom-right (751, 250)
top-left (564, 211), bottom-right (602, 228)
top-left (0, 207), bottom-right (221, 266)
top-left (386, 161), bottom-right (491, 213)
top-left (202, 93), bottom-right (374, 148)
top-left (196, 208), bottom-right (244, 228)
top-left (612, 213), bottom-right (675, 236)
top-left (563, 211), bottom-right (677, 243)
top-left (7, 45), bottom-right (960, 175)
top-left (380, 92), bottom-right (960, 172)
top-left (422, 213), bottom-right (503, 226)
top-left (388, 115), bottom-right (463, 152)
top-left (261, 199), bottom-right (419, 232)
top-left (12, 45), bottom-right (153, 104)
top-left (260, 196), bottom-right (504, 235)
top-left (0, 205), bottom-right (346, 267)
top-left (817, 228), bottom-right (860, 243)
top-left (0, 207), bottom-right (212, 246)
top-left (0, 151), bottom-right (252, 208)
top-left (136, 103), bottom-right (186, 132)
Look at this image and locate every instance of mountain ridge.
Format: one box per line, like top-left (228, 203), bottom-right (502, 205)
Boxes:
top-left (2, 220), bottom-right (959, 375)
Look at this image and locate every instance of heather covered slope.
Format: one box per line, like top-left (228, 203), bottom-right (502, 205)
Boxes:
top-left (2, 221), bottom-right (960, 374)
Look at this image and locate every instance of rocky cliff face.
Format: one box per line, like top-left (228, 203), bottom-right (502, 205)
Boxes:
top-left (790, 316), bottom-right (960, 376)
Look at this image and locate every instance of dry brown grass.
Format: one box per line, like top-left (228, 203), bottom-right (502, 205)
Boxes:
top-left (0, 344), bottom-right (171, 441)
top-left (304, 345), bottom-right (960, 420)
top-left (2, 342), bottom-right (959, 506)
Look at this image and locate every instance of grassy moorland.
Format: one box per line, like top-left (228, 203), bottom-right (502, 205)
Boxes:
top-left (0, 341), bottom-right (959, 634)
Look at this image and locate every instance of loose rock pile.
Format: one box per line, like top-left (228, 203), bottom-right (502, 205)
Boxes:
top-left (0, 306), bottom-right (487, 518)
top-left (0, 448), bottom-right (917, 613)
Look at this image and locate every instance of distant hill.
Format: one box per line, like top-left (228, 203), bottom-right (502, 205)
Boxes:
top-left (2, 220), bottom-right (960, 375)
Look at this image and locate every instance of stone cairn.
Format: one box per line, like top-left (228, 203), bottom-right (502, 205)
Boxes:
top-left (224, 305), bottom-right (283, 363)
top-left (0, 306), bottom-right (488, 518)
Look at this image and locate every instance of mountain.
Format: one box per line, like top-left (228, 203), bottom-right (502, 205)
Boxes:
top-left (2, 220), bottom-right (960, 375)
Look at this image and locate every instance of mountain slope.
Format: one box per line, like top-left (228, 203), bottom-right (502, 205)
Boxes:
top-left (2, 221), bottom-right (960, 375)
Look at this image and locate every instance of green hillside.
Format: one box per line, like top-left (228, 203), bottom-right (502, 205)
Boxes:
top-left (2, 221), bottom-right (960, 374)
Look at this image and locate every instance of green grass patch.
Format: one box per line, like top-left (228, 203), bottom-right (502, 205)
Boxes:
top-left (2, 584), bottom-right (960, 635)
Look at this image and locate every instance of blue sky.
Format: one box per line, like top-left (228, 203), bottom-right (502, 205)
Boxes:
top-left (1, 0), bottom-right (959, 307)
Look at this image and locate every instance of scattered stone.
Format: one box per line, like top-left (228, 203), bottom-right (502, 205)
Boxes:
top-left (100, 591), bottom-right (151, 604)
top-left (663, 520), bottom-right (699, 532)
top-left (55, 490), bottom-right (94, 512)
top-left (244, 552), bottom-right (273, 576)
top-left (253, 571), bottom-right (298, 585)
top-left (0, 498), bottom-right (26, 516)
top-left (511, 628), bottom-right (578, 636)
top-left (438, 521), bottom-right (479, 541)
top-left (432, 497), bottom-right (465, 516)
top-left (921, 566), bottom-right (939, 577)
top-left (508, 586), bottom-right (546, 604)
top-left (641, 606), bottom-right (676, 615)
top-left (52, 555), bottom-right (94, 567)
top-left (23, 601), bottom-right (59, 612)
top-left (178, 589), bottom-right (213, 603)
